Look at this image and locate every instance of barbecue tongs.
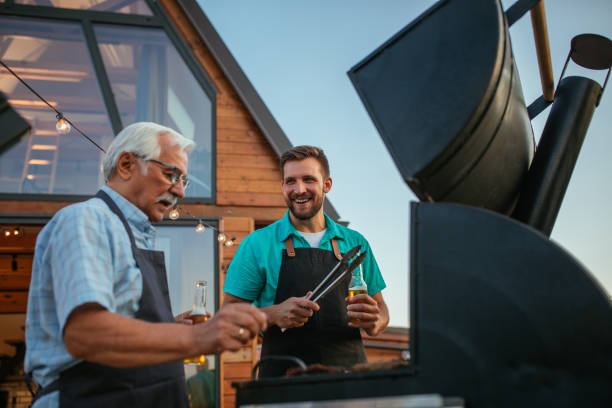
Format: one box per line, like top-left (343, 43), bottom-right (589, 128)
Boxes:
top-left (308, 245), bottom-right (366, 303)
top-left (281, 245), bottom-right (366, 332)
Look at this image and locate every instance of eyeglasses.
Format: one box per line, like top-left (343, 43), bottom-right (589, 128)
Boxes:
top-left (134, 155), bottom-right (189, 189)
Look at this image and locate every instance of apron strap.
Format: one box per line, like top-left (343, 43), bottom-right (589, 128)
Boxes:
top-left (284, 237), bottom-right (342, 260)
top-left (330, 238), bottom-right (342, 260)
top-left (284, 237), bottom-right (295, 257)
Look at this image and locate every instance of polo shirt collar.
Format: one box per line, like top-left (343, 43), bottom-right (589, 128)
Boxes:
top-left (278, 210), bottom-right (345, 243)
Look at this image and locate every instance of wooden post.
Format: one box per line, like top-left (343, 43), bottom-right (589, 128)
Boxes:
top-left (530, 1), bottom-right (555, 102)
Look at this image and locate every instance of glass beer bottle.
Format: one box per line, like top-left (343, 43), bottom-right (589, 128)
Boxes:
top-left (348, 261), bottom-right (367, 298)
top-left (348, 260), bottom-right (367, 322)
top-left (184, 280), bottom-right (208, 365)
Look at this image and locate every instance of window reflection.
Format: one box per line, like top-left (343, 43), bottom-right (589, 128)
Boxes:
top-left (154, 224), bottom-right (216, 318)
top-left (15, 0), bottom-right (152, 15)
top-left (0, 17), bottom-right (113, 195)
top-left (94, 25), bottom-right (214, 198)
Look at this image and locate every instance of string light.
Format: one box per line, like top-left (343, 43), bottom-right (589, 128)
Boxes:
top-left (172, 205), bottom-right (235, 244)
top-left (168, 207), bottom-right (180, 220)
top-left (55, 114), bottom-right (71, 135)
top-left (195, 222), bottom-right (205, 233)
top-left (2, 228), bottom-right (22, 238)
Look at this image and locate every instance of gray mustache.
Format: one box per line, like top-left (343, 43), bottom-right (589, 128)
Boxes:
top-left (156, 193), bottom-right (178, 207)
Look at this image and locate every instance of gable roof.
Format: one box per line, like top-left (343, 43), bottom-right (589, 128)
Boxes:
top-left (176, 0), bottom-right (342, 222)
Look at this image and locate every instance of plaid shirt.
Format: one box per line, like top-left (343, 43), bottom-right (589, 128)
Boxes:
top-left (25, 185), bottom-right (155, 407)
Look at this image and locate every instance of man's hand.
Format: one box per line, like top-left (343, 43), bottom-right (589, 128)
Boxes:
top-left (263, 293), bottom-right (319, 329)
top-left (190, 303), bottom-right (267, 354)
top-left (174, 310), bottom-right (212, 325)
top-left (345, 292), bottom-right (389, 336)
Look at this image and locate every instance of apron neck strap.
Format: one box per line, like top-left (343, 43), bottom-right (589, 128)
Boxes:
top-left (330, 238), bottom-right (342, 260)
top-left (284, 237), bottom-right (296, 257)
top-left (284, 236), bottom-right (342, 260)
top-left (95, 189), bottom-right (137, 249)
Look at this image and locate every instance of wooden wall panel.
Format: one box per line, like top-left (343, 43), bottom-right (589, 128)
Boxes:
top-left (218, 192), bottom-right (286, 208)
top-left (218, 179), bottom-right (280, 194)
top-left (218, 154), bottom-right (278, 170)
top-left (0, 291), bottom-right (27, 313)
top-left (0, 201), bottom-right (71, 215)
top-left (0, 254), bottom-right (32, 291)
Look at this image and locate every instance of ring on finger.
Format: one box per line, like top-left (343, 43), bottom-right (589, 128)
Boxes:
top-left (238, 327), bottom-right (245, 336)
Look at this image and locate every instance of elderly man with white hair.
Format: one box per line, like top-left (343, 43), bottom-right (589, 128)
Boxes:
top-left (24, 122), bottom-right (267, 408)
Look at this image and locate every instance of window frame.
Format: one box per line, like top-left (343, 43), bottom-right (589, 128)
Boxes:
top-left (0, 0), bottom-right (217, 204)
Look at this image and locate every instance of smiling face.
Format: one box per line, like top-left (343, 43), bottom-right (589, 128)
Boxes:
top-left (129, 133), bottom-right (188, 222)
top-left (281, 157), bottom-right (332, 224)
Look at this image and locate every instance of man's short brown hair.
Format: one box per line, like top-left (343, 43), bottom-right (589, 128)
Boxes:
top-left (280, 145), bottom-right (330, 179)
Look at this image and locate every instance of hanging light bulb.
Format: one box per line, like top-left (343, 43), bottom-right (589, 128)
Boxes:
top-left (55, 114), bottom-right (71, 135)
top-left (217, 232), bottom-right (226, 243)
top-left (3, 230), bottom-right (10, 238)
top-left (169, 207), bottom-right (179, 220)
top-left (224, 237), bottom-right (236, 247)
top-left (195, 222), bottom-right (205, 233)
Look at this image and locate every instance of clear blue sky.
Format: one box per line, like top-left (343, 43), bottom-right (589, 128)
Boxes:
top-left (198, 0), bottom-right (612, 326)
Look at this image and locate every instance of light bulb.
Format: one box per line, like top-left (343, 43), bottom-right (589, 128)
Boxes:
top-left (169, 208), bottom-right (179, 220)
top-left (217, 233), bottom-right (226, 242)
top-left (56, 117), bottom-right (71, 134)
top-left (195, 222), bottom-right (205, 233)
top-left (13, 228), bottom-right (20, 236)
top-left (224, 237), bottom-right (235, 247)
top-left (3, 230), bottom-right (10, 237)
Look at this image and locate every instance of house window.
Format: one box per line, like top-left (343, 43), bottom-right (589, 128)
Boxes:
top-left (0, 17), bottom-right (113, 194)
top-left (95, 25), bottom-right (213, 197)
top-left (14, 0), bottom-right (153, 15)
top-left (0, 2), bottom-right (215, 200)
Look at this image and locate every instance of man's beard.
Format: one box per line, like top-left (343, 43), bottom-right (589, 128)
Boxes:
top-left (286, 193), bottom-right (324, 220)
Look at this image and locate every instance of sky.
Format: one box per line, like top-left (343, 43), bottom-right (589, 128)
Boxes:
top-left (198, 0), bottom-right (612, 327)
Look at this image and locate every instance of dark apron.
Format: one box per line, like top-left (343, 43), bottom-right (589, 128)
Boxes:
top-left (38, 190), bottom-right (189, 408)
top-left (258, 237), bottom-right (367, 378)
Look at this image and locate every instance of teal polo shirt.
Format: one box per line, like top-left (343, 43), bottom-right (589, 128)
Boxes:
top-left (224, 211), bottom-right (386, 308)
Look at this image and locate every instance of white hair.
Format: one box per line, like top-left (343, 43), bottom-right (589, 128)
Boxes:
top-left (102, 122), bottom-right (195, 181)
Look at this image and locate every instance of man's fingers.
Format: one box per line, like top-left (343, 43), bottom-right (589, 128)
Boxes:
top-left (218, 303), bottom-right (268, 337)
top-left (295, 297), bottom-right (319, 311)
top-left (345, 294), bottom-right (376, 305)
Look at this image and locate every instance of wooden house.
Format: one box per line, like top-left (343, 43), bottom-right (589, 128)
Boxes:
top-left (0, 1), bottom-right (407, 407)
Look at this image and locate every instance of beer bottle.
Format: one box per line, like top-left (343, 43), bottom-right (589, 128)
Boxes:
top-left (184, 280), bottom-right (208, 365)
top-left (348, 260), bottom-right (367, 298)
top-left (348, 259), bottom-right (367, 323)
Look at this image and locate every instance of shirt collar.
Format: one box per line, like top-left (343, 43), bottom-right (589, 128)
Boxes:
top-left (278, 210), bottom-right (344, 242)
top-left (101, 185), bottom-right (153, 235)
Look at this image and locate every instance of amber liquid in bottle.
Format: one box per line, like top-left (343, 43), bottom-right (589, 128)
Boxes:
top-left (348, 260), bottom-right (367, 323)
top-left (184, 281), bottom-right (208, 365)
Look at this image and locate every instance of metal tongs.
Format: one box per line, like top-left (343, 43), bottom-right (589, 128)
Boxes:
top-left (280, 245), bottom-right (366, 333)
top-left (308, 245), bottom-right (366, 303)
